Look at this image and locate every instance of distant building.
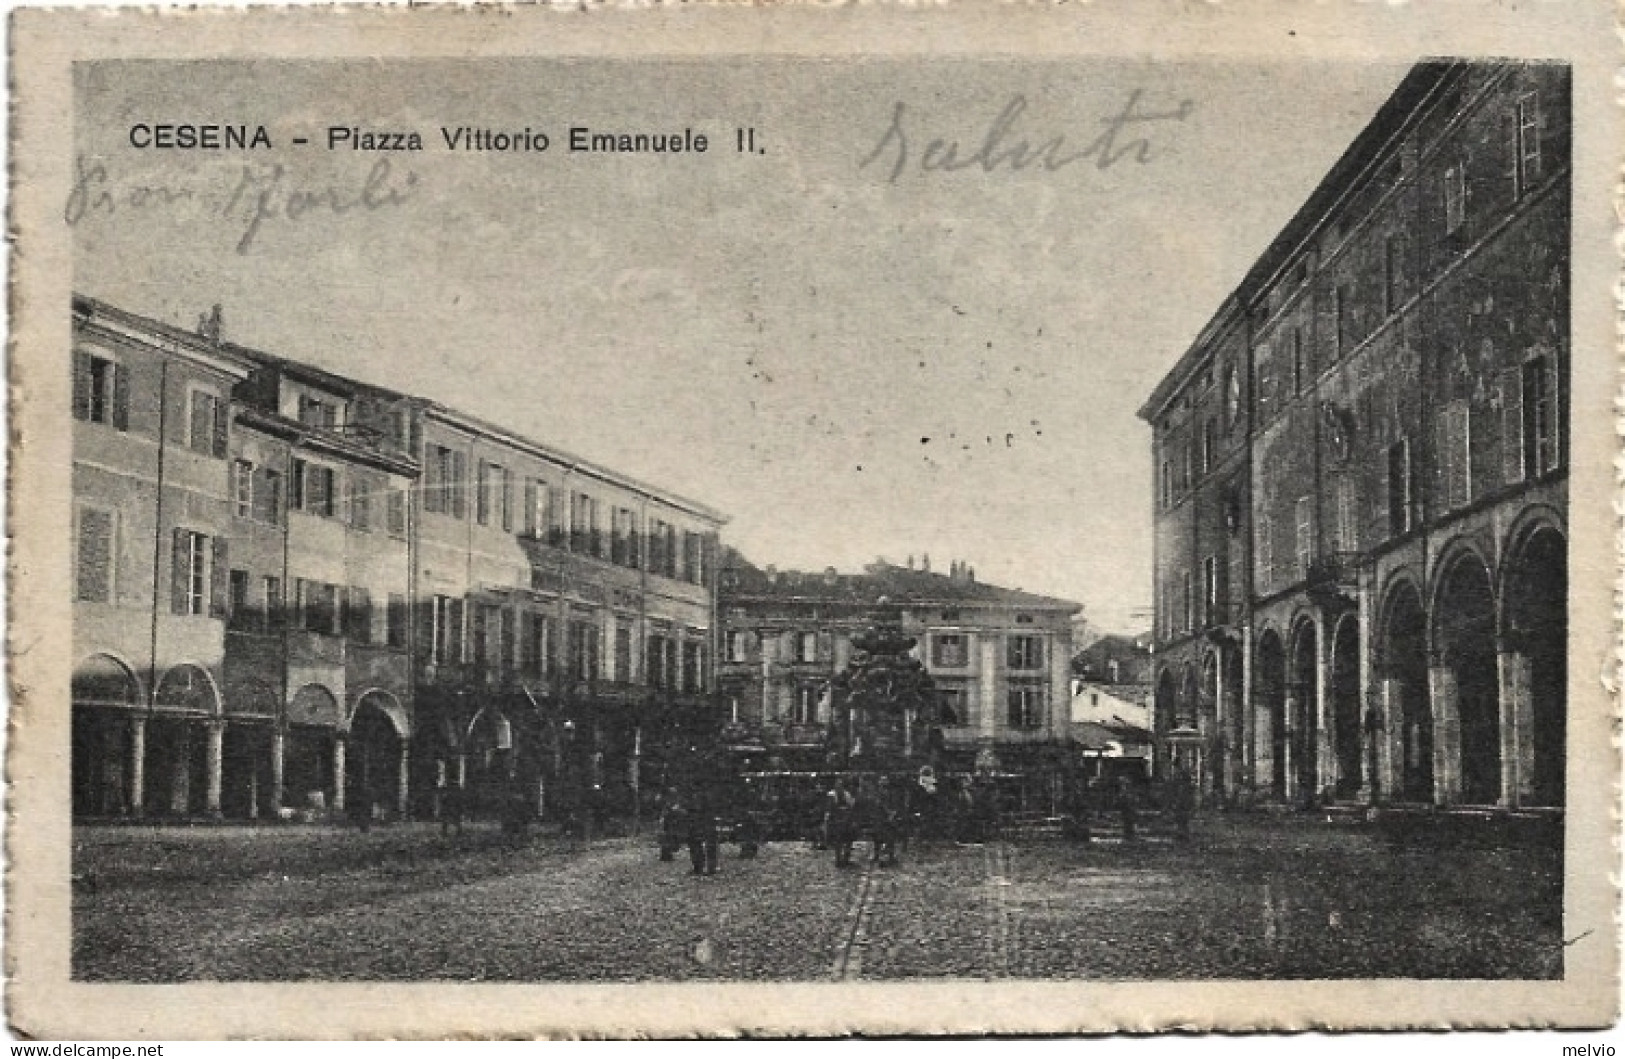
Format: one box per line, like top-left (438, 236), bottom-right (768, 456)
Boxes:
top-left (715, 554), bottom-right (1079, 789)
top-left (1139, 62), bottom-right (1569, 810)
top-left (1072, 633), bottom-right (1154, 687)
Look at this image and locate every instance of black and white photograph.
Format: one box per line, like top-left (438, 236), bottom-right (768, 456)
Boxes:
top-left (8, 2), bottom-right (1617, 1040)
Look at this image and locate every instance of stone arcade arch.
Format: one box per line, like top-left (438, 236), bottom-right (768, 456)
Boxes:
top-left (1254, 629), bottom-right (1288, 799)
top-left (1329, 613), bottom-right (1363, 800)
top-left (147, 663), bottom-right (220, 816)
top-left (71, 653), bottom-right (142, 817)
top-left (1289, 618), bottom-right (1320, 801)
top-left (1502, 522), bottom-right (1567, 808)
top-left (1378, 578), bottom-right (1432, 803)
top-left (348, 690), bottom-right (410, 822)
top-left (1432, 549), bottom-right (1500, 805)
top-left (285, 683), bottom-right (342, 816)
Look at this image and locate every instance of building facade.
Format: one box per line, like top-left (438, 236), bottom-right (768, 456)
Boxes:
top-left (715, 556), bottom-right (1078, 785)
top-left (1140, 61), bottom-right (1570, 811)
top-left (407, 404), bottom-right (724, 825)
top-left (70, 295), bottom-right (726, 822)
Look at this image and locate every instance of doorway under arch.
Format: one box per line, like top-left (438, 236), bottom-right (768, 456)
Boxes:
top-left (1505, 525), bottom-right (1567, 807)
top-left (1434, 552), bottom-right (1500, 805)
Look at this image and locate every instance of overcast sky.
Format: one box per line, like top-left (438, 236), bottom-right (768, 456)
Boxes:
top-left (71, 58), bottom-right (1409, 632)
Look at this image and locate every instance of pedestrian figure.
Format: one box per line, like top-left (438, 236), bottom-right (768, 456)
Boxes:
top-left (829, 779), bottom-right (858, 868)
top-left (439, 779), bottom-right (465, 836)
top-left (686, 785), bottom-right (720, 876)
top-left (1115, 775), bottom-right (1139, 842)
top-left (869, 778), bottom-right (901, 868)
top-left (658, 787), bottom-right (686, 862)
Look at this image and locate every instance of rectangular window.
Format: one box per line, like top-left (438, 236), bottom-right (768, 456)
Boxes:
top-left (344, 586), bottom-right (372, 644)
top-left (796, 631), bottom-right (819, 664)
top-left (940, 687), bottom-right (968, 727)
top-left (611, 624), bottom-right (631, 683)
top-left (1515, 92), bottom-right (1542, 195)
top-left (684, 532), bottom-right (704, 584)
top-left (431, 595), bottom-right (464, 665)
top-left (291, 459), bottom-right (335, 517)
top-left (386, 488), bottom-right (407, 536)
top-left (497, 468), bottom-right (513, 532)
top-left (645, 633), bottom-right (664, 687)
top-left (793, 685), bottom-right (820, 725)
top-left (1384, 235), bottom-right (1404, 315)
top-left (571, 620), bottom-right (600, 682)
top-left (233, 460), bottom-right (254, 518)
top-left (171, 529), bottom-right (210, 616)
top-left (932, 634), bottom-right (968, 668)
top-left (1182, 571), bottom-right (1193, 632)
top-left (474, 464), bottom-right (507, 529)
top-left (1159, 458), bottom-right (1172, 510)
top-left (1335, 476), bottom-right (1358, 553)
top-left (725, 630), bottom-right (748, 663)
top-left (1442, 400), bottom-right (1472, 510)
top-left (302, 581), bottom-right (338, 636)
top-left (1007, 634), bottom-right (1043, 671)
top-left (1295, 496), bottom-right (1313, 576)
top-left (73, 351), bottom-right (129, 430)
top-left (521, 612), bottom-right (550, 675)
top-left (261, 576), bottom-right (283, 631)
top-left (1292, 328), bottom-right (1305, 395)
top-left (1007, 684), bottom-right (1043, 729)
top-left (228, 569), bottom-right (250, 626)
top-left (1203, 555), bottom-right (1219, 624)
top-left (1258, 523), bottom-right (1274, 588)
top-left (251, 467), bottom-right (281, 524)
top-left (386, 593), bottom-right (407, 649)
top-left (1522, 355), bottom-right (1558, 477)
top-left (1444, 162), bottom-right (1467, 233)
top-left (76, 507), bottom-right (114, 603)
top-left (424, 444), bottom-right (465, 518)
top-left (1333, 285), bottom-right (1349, 358)
top-left (189, 390), bottom-right (227, 458)
top-left (349, 475), bottom-right (372, 532)
top-left (1388, 439), bottom-right (1414, 535)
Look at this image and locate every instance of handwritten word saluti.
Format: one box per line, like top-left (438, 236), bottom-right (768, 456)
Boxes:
top-left (860, 91), bottom-right (1197, 183)
top-left (64, 156), bottom-right (419, 254)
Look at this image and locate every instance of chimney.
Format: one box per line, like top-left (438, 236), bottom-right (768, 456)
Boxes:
top-left (907, 554), bottom-right (915, 570)
top-left (921, 553), bottom-right (931, 573)
top-left (765, 564), bottom-right (778, 584)
top-left (823, 566), bottom-right (839, 587)
top-left (967, 566), bottom-right (975, 583)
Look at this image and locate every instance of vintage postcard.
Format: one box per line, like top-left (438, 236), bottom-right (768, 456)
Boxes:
top-left (7, 0), bottom-right (1619, 1039)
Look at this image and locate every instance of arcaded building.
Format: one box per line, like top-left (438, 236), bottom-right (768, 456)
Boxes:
top-left (1140, 61), bottom-right (1569, 811)
top-left (70, 295), bottom-right (726, 822)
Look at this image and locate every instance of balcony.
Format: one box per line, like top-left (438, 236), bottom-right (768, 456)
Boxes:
top-left (1306, 550), bottom-right (1362, 606)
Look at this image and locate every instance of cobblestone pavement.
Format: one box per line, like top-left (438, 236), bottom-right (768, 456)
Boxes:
top-left (73, 815), bottom-right (1563, 981)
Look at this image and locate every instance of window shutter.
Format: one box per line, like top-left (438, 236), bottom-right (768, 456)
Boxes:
top-left (523, 479), bottom-right (537, 536)
top-left (449, 598), bottom-right (466, 663)
top-left (212, 399), bottom-right (229, 458)
top-left (1443, 410), bottom-right (1456, 516)
top-left (76, 509), bottom-right (113, 603)
top-left (1376, 443), bottom-right (1393, 541)
top-left (210, 538), bottom-right (230, 618)
top-left (171, 528), bottom-right (190, 615)
top-left (72, 351), bottom-right (92, 421)
top-left (111, 362), bottom-right (130, 431)
top-left (452, 452), bottom-right (467, 519)
top-left (416, 599), bottom-right (435, 658)
top-left (1544, 356), bottom-right (1563, 474)
top-left (1500, 367), bottom-right (1524, 485)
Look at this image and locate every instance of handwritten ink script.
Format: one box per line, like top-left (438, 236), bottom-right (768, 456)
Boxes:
top-left (860, 91), bottom-right (1196, 183)
top-left (65, 156), bottom-right (420, 253)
